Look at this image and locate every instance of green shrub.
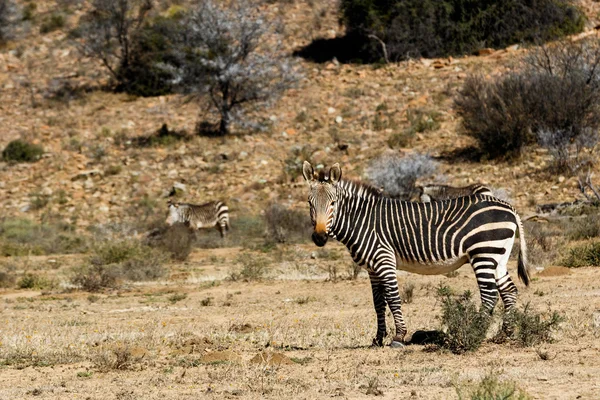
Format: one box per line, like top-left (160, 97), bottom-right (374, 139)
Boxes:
top-left (340, 0), bottom-right (584, 62)
top-left (2, 140), bottom-right (43, 163)
top-left (437, 289), bottom-right (490, 354)
top-left (506, 304), bottom-right (563, 347)
top-left (565, 214), bottom-right (600, 240)
top-left (0, 269), bottom-right (16, 288)
top-left (17, 273), bottom-right (55, 290)
top-left (147, 223), bottom-right (194, 261)
top-left (40, 13), bottom-right (65, 34)
top-left (561, 241), bottom-right (600, 268)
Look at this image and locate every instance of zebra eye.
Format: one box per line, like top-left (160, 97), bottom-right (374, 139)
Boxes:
top-left (330, 201), bottom-right (336, 206)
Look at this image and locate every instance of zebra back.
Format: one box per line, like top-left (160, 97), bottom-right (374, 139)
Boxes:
top-left (167, 200), bottom-right (229, 230)
top-left (417, 183), bottom-right (493, 202)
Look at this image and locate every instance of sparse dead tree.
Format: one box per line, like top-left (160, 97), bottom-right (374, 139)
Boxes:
top-left (166, 0), bottom-right (301, 136)
top-left (74, 0), bottom-right (153, 90)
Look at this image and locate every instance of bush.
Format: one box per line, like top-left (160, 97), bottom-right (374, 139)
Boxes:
top-left (456, 39), bottom-right (600, 162)
top-left (366, 152), bottom-right (437, 199)
top-left (506, 304), bottom-right (563, 347)
top-left (565, 214), bottom-right (600, 240)
top-left (454, 74), bottom-right (533, 159)
top-left (0, 269), bottom-right (15, 288)
top-left (283, 145), bottom-right (314, 182)
top-left (340, 0), bottom-right (584, 62)
top-left (437, 289), bottom-right (491, 354)
top-left (0, 0), bottom-right (17, 44)
top-left (264, 203), bottom-right (312, 244)
top-left (17, 273), bottom-right (55, 290)
top-left (146, 223), bottom-right (194, 261)
top-left (72, 240), bottom-right (167, 291)
top-left (561, 241), bottom-right (600, 268)
top-left (2, 140), bottom-right (44, 163)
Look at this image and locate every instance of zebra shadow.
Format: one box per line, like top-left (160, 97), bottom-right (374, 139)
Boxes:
top-left (406, 330), bottom-right (443, 346)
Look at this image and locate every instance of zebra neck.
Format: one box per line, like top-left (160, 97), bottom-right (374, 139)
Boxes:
top-left (332, 181), bottom-right (380, 246)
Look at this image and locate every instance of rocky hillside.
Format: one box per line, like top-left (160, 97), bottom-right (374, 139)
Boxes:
top-left (2, 0), bottom-right (600, 231)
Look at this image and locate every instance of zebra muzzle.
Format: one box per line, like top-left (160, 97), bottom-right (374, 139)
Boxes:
top-left (312, 231), bottom-right (328, 247)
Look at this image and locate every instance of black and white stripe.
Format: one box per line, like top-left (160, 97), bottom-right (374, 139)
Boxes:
top-left (166, 200), bottom-right (230, 238)
top-left (416, 183), bottom-right (494, 202)
top-left (303, 162), bottom-right (529, 347)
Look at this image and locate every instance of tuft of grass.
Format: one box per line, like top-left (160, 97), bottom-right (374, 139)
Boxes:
top-left (401, 282), bottom-right (415, 304)
top-left (168, 293), bottom-right (187, 304)
top-left (94, 345), bottom-right (144, 372)
top-left (17, 273), bottom-right (56, 290)
top-left (437, 289), bottom-right (490, 354)
top-left (40, 12), bottom-right (65, 34)
top-left (2, 140), bottom-right (43, 163)
top-left (455, 370), bottom-right (531, 400)
top-left (561, 241), bottom-right (600, 268)
top-left (200, 297), bottom-right (213, 306)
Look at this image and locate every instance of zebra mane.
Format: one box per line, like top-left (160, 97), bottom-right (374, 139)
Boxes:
top-left (338, 179), bottom-right (383, 199)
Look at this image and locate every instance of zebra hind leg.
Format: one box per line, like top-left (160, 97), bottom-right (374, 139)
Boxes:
top-left (468, 255), bottom-right (499, 314)
top-left (369, 273), bottom-right (387, 347)
top-left (497, 273), bottom-right (519, 336)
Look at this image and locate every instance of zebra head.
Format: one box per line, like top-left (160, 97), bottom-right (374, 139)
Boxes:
top-left (166, 201), bottom-right (183, 226)
top-left (302, 161), bottom-right (342, 247)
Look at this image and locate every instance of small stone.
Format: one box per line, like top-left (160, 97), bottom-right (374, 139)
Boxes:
top-left (327, 107), bottom-right (335, 114)
top-left (335, 116), bottom-right (343, 124)
top-left (558, 176), bottom-right (565, 183)
top-left (478, 48), bottom-right (495, 56)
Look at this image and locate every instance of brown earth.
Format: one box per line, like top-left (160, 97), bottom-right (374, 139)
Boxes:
top-left (2, 1), bottom-right (600, 399)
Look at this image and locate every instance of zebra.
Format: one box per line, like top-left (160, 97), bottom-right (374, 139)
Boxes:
top-left (415, 183), bottom-right (494, 202)
top-left (166, 200), bottom-right (230, 238)
top-left (302, 161), bottom-right (529, 347)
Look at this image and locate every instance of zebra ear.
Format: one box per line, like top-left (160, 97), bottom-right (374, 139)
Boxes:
top-left (302, 161), bottom-right (314, 182)
top-left (330, 163), bottom-right (342, 183)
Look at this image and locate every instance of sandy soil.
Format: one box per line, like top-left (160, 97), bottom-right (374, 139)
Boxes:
top-left (1, 245), bottom-right (599, 400)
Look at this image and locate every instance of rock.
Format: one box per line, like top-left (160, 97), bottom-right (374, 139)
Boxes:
top-left (327, 107), bottom-right (335, 114)
top-left (335, 116), bottom-right (343, 124)
top-left (420, 58), bottom-right (433, 67)
top-left (477, 48), bottom-right (495, 56)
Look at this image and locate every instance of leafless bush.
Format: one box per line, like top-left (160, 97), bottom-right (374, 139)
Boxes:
top-left (456, 39), bottom-right (600, 162)
top-left (366, 153), bottom-right (437, 199)
top-left (165, 0), bottom-right (302, 135)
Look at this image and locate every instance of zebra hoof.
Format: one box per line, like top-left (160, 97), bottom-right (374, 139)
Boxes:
top-left (390, 340), bottom-right (405, 349)
top-left (371, 338), bottom-right (384, 348)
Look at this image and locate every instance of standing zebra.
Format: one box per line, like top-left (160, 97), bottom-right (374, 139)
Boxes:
top-left (166, 200), bottom-right (230, 238)
top-left (415, 183), bottom-right (494, 202)
top-left (303, 162), bottom-right (529, 347)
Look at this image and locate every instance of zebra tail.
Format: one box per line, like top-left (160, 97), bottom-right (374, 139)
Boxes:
top-left (516, 213), bottom-right (530, 286)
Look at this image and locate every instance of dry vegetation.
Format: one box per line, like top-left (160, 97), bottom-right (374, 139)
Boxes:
top-left (2, 0), bottom-right (600, 399)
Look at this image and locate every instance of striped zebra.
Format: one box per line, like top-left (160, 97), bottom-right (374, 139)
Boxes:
top-left (303, 162), bottom-right (529, 347)
top-left (166, 200), bottom-right (230, 238)
top-left (415, 183), bottom-right (494, 202)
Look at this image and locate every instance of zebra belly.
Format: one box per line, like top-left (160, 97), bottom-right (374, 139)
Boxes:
top-left (395, 256), bottom-right (468, 275)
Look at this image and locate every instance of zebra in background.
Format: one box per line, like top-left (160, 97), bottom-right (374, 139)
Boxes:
top-left (303, 161), bottom-right (529, 347)
top-left (415, 183), bottom-right (494, 202)
top-left (166, 200), bottom-right (230, 238)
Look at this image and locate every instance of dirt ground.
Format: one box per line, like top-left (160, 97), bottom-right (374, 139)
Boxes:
top-left (1, 244), bottom-right (599, 400)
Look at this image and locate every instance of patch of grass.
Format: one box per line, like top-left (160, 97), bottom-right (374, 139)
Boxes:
top-left (168, 293), bottom-right (187, 304)
top-left (29, 193), bottom-right (50, 211)
top-left (71, 240), bottom-right (168, 291)
top-left (0, 218), bottom-right (88, 256)
top-left (229, 254), bottom-right (271, 281)
top-left (40, 12), bottom-right (65, 34)
top-left (2, 140), bottom-right (43, 163)
top-left (94, 345), bottom-right (144, 372)
top-left (0, 270), bottom-right (16, 288)
top-left (455, 370), bottom-right (531, 400)
top-left (283, 144), bottom-right (314, 182)
top-left (561, 241), bottom-right (600, 268)
top-left (104, 164), bottom-right (122, 176)
top-left (295, 296), bottom-right (315, 305)
top-left (146, 223), bottom-right (194, 261)
top-left (437, 289), bottom-right (490, 354)
top-left (76, 370), bottom-right (93, 379)
top-left (565, 214), bottom-right (600, 240)
top-left (200, 297), bottom-right (213, 306)
top-left (506, 304), bottom-right (563, 347)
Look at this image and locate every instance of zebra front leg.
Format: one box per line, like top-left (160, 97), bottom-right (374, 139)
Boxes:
top-left (381, 274), bottom-right (407, 347)
top-left (368, 272), bottom-right (387, 347)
